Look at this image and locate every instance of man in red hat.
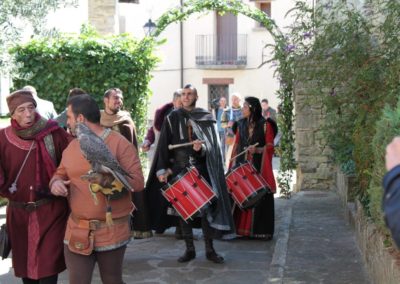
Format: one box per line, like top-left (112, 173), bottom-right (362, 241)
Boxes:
top-left (0, 90), bottom-right (71, 283)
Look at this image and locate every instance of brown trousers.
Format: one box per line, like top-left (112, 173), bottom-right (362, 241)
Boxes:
top-left (64, 245), bottom-right (126, 284)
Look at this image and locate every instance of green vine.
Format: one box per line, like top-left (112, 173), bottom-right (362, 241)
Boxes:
top-left (152, 0), bottom-right (296, 198)
top-left (283, 0), bottom-right (400, 221)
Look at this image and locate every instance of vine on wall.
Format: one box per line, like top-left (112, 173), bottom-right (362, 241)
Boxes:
top-left (284, 0), bottom-right (400, 224)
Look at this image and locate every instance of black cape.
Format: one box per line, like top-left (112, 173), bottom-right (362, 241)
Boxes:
top-left (146, 108), bottom-right (235, 237)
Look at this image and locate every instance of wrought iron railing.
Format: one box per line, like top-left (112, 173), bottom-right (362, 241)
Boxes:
top-left (195, 34), bottom-right (247, 67)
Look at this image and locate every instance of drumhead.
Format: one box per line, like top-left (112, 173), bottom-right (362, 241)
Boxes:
top-left (161, 167), bottom-right (193, 191)
top-left (241, 187), bottom-right (268, 209)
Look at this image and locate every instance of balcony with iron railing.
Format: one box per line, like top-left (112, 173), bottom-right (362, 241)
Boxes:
top-left (195, 34), bottom-right (247, 69)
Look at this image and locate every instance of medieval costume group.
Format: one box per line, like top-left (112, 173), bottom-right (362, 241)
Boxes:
top-left (0, 84), bottom-right (277, 284)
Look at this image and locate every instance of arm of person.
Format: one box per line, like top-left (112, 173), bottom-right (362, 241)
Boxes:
top-left (383, 137), bottom-right (400, 247)
top-left (50, 159), bottom-right (70, 197)
top-left (120, 122), bottom-right (138, 148)
top-left (155, 116), bottom-right (174, 182)
top-left (142, 127), bottom-right (155, 152)
top-left (221, 110), bottom-right (229, 128)
top-left (0, 161), bottom-right (4, 191)
top-left (383, 165), bottom-right (400, 248)
top-left (265, 122), bottom-right (275, 159)
top-left (116, 138), bottom-right (145, 192)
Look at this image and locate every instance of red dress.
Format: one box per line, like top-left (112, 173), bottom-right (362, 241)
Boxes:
top-left (230, 118), bottom-right (276, 238)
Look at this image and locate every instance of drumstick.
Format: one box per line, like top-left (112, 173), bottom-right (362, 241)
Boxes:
top-left (168, 140), bottom-right (205, 150)
top-left (229, 142), bottom-right (259, 162)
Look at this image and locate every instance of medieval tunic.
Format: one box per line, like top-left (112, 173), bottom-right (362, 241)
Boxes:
top-left (51, 131), bottom-right (144, 251)
top-left (152, 108), bottom-right (235, 237)
top-left (100, 110), bottom-right (138, 147)
top-left (231, 117), bottom-right (276, 238)
top-left (0, 125), bottom-right (70, 279)
top-left (100, 110), bottom-right (152, 239)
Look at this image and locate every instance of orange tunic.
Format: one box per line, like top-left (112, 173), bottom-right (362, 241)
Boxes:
top-left (52, 130), bottom-right (144, 251)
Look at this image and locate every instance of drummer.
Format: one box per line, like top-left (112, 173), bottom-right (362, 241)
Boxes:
top-left (154, 84), bottom-right (235, 264)
top-left (229, 96), bottom-right (277, 240)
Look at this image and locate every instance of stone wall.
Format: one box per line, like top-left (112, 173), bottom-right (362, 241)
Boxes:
top-left (88, 0), bottom-right (119, 35)
top-left (337, 168), bottom-right (400, 284)
top-left (294, 85), bottom-right (336, 191)
top-left (353, 200), bottom-right (400, 284)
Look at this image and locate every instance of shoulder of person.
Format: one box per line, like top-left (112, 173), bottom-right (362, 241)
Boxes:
top-left (120, 110), bottom-right (134, 123)
top-left (156, 102), bottom-right (174, 116)
top-left (108, 130), bottom-right (133, 147)
top-left (167, 108), bottom-right (180, 118)
top-left (40, 98), bottom-right (55, 107)
top-left (65, 137), bottom-right (79, 150)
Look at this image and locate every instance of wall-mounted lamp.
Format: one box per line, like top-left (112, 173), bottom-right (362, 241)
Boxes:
top-left (143, 18), bottom-right (156, 36)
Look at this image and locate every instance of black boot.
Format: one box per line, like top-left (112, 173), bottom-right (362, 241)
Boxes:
top-left (175, 226), bottom-right (184, 240)
top-left (178, 238), bottom-right (196, 263)
top-left (205, 238), bottom-right (224, 264)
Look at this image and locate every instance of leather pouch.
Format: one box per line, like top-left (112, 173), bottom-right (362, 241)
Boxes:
top-left (68, 226), bottom-right (93, 255)
top-left (0, 224), bottom-right (11, 259)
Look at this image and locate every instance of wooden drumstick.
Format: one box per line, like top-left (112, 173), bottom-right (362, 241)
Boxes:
top-left (168, 140), bottom-right (205, 150)
top-left (229, 142), bottom-right (260, 162)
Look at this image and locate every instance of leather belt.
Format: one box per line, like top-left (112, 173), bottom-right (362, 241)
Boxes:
top-left (8, 199), bottom-right (52, 212)
top-left (70, 214), bottom-right (130, 231)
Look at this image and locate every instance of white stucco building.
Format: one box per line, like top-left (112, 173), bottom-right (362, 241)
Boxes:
top-left (1, 0), bottom-right (310, 116)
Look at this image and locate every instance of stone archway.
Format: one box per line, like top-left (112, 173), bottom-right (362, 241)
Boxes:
top-left (151, 0), bottom-right (298, 197)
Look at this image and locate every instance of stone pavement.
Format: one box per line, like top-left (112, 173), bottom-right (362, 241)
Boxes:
top-left (0, 190), bottom-right (371, 284)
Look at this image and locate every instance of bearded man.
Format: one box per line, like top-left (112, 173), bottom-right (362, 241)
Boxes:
top-left (100, 88), bottom-right (152, 239)
top-left (154, 84), bottom-right (235, 264)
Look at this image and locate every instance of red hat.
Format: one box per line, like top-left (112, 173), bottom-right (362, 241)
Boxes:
top-left (6, 90), bottom-right (37, 114)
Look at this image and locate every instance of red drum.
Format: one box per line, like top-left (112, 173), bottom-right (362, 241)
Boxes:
top-left (162, 167), bottom-right (216, 222)
top-left (225, 162), bottom-right (270, 209)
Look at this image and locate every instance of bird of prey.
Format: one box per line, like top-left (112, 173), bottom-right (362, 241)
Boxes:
top-left (75, 123), bottom-right (133, 192)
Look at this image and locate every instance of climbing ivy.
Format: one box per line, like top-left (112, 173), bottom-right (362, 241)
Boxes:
top-left (153, 0), bottom-right (296, 198)
top-left (282, 0), bottom-right (400, 223)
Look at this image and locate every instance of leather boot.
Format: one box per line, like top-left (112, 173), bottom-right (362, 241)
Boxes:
top-left (175, 226), bottom-right (183, 240)
top-left (177, 238), bottom-right (196, 263)
top-left (205, 238), bottom-right (224, 264)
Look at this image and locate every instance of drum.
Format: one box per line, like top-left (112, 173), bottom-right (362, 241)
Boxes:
top-left (162, 167), bottom-right (216, 222)
top-left (225, 162), bottom-right (270, 209)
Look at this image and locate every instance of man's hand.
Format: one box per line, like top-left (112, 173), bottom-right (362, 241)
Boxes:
top-left (192, 139), bottom-right (203, 152)
top-left (157, 169), bottom-right (172, 183)
top-left (81, 172), bottom-right (114, 188)
top-left (141, 141), bottom-right (151, 152)
top-left (51, 179), bottom-right (70, 197)
top-left (386, 137), bottom-right (400, 171)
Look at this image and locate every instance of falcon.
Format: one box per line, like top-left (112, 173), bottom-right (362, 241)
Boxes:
top-left (75, 122), bottom-right (133, 191)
